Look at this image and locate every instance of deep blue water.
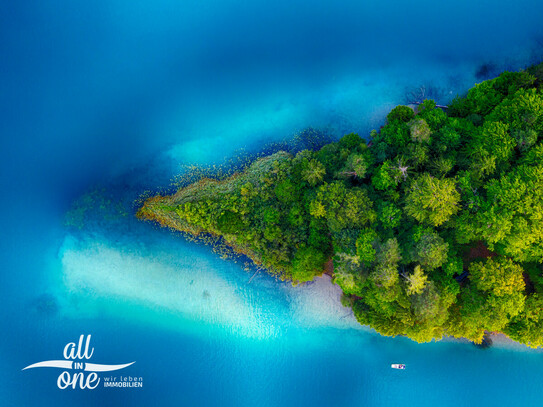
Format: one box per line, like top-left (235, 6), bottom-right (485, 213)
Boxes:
top-left (2, 1), bottom-right (543, 406)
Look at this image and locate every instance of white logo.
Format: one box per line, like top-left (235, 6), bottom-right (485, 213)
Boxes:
top-left (23, 334), bottom-right (137, 389)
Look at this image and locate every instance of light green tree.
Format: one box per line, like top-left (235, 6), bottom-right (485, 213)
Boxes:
top-left (302, 159), bottom-right (326, 186)
top-left (403, 265), bottom-right (428, 295)
top-left (405, 174), bottom-right (460, 226)
top-left (469, 257), bottom-right (525, 296)
top-left (356, 228), bottom-right (378, 265)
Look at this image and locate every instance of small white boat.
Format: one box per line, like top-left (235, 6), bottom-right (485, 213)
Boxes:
top-left (391, 364), bottom-right (406, 369)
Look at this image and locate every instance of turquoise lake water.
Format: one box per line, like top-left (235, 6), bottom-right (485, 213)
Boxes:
top-left (2, 0), bottom-right (543, 405)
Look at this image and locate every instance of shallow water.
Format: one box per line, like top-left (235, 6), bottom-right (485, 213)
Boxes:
top-left (2, 0), bottom-right (543, 405)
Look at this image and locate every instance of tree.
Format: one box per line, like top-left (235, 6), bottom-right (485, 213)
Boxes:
top-left (338, 133), bottom-right (364, 150)
top-left (302, 159), bottom-right (326, 186)
top-left (492, 71), bottom-right (535, 95)
top-left (372, 263), bottom-right (400, 290)
top-left (404, 174), bottom-right (460, 226)
top-left (411, 231), bottom-right (449, 271)
top-left (377, 201), bottom-right (402, 230)
top-left (408, 118), bottom-right (431, 143)
top-left (380, 121), bottom-right (410, 150)
top-left (217, 210), bottom-right (245, 234)
top-left (370, 238), bottom-right (402, 292)
top-left (410, 281), bottom-right (451, 328)
top-left (404, 265), bottom-right (428, 295)
top-left (489, 88), bottom-right (543, 134)
top-left (333, 252), bottom-right (365, 295)
top-left (309, 199), bottom-right (326, 218)
top-left (511, 128), bottom-right (538, 152)
top-left (339, 153), bottom-right (368, 179)
top-left (406, 144), bottom-right (429, 168)
top-left (311, 182), bottom-right (376, 232)
top-left (387, 105), bottom-right (415, 123)
top-left (292, 247), bottom-right (326, 283)
top-left (442, 254), bottom-right (463, 277)
top-left (308, 218), bottom-right (331, 252)
top-left (432, 126), bottom-right (461, 154)
top-left (316, 143), bottom-right (343, 177)
top-left (462, 79), bottom-right (505, 115)
top-left (467, 121), bottom-right (515, 168)
top-left (275, 179), bottom-right (297, 203)
top-left (469, 257), bottom-right (525, 297)
top-left (417, 100), bottom-right (448, 130)
top-left (429, 156), bottom-right (455, 177)
top-left (356, 228), bottom-right (378, 265)
top-left (375, 238), bottom-right (402, 266)
top-left (506, 294), bottom-right (543, 348)
top-left (446, 257), bottom-right (527, 341)
top-left (372, 161), bottom-right (399, 191)
top-left (462, 162), bottom-right (543, 262)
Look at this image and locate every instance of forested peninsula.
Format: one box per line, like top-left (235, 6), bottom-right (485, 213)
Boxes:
top-left (138, 64), bottom-right (543, 347)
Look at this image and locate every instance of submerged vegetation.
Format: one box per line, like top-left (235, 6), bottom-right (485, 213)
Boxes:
top-left (139, 64), bottom-right (543, 347)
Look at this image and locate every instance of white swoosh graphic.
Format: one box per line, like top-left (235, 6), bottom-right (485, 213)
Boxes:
top-left (22, 360), bottom-right (73, 370)
top-left (22, 360), bottom-right (135, 372)
top-left (85, 362), bottom-right (135, 372)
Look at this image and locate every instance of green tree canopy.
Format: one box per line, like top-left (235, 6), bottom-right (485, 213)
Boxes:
top-left (469, 257), bottom-right (525, 297)
top-left (404, 174), bottom-right (460, 226)
top-left (140, 66), bottom-right (543, 347)
top-left (404, 265), bottom-right (428, 295)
